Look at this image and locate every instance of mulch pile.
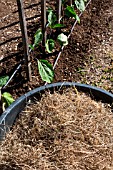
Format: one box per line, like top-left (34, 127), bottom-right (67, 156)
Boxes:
top-left (0, 88), bottom-right (113, 170)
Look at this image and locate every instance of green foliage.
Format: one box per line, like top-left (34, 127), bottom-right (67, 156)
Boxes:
top-left (48, 10), bottom-right (57, 27)
top-left (2, 92), bottom-right (15, 108)
top-left (47, 7), bottom-right (53, 13)
top-left (75, 0), bottom-right (85, 12)
top-left (65, 6), bottom-right (80, 23)
top-left (57, 33), bottom-right (68, 46)
top-left (52, 23), bottom-right (65, 29)
top-left (37, 60), bottom-right (54, 83)
top-left (0, 76), bottom-right (14, 112)
top-left (29, 2), bottom-right (84, 84)
top-left (29, 29), bottom-right (43, 50)
top-left (29, 29), bottom-right (55, 83)
top-left (46, 39), bottom-right (55, 53)
top-left (0, 76), bottom-right (9, 87)
top-left (29, 44), bottom-right (35, 51)
top-left (48, 10), bottom-right (64, 29)
top-left (34, 29), bottom-right (43, 46)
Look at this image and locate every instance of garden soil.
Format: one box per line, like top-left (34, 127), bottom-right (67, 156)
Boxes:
top-left (0, 0), bottom-right (113, 97)
top-left (0, 88), bottom-right (113, 169)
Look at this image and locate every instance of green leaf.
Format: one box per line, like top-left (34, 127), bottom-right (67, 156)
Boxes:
top-left (34, 29), bottom-right (43, 47)
top-left (65, 6), bottom-right (76, 17)
top-left (2, 92), bottom-right (15, 107)
top-left (52, 23), bottom-right (65, 29)
top-left (38, 60), bottom-right (54, 83)
top-left (46, 39), bottom-right (55, 53)
top-left (65, 6), bottom-right (80, 23)
top-left (47, 7), bottom-right (53, 13)
top-left (29, 44), bottom-right (35, 51)
top-left (48, 11), bottom-right (57, 27)
top-left (75, 0), bottom-right (85, 12)
top-left (57, 33), bottom-right (68, 46)
top-left (0, 76), bottom-right (9, 87)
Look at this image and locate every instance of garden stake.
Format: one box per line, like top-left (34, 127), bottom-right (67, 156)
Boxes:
top-left (16, 0), bottom-right (32, 81)
top-left (41, 0), bottom-right (47, 49)
top-left (56, 0), bottom-right (62, 24)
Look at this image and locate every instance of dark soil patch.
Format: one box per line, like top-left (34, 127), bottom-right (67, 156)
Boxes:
top-left (0, 0), bottom-right (113, 99)
top-left (0, 88), bottom-right (113, 169)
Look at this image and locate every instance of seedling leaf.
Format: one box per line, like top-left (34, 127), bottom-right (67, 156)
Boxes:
top-left (34, 29), bottom-right (43, 47)
top-left (52, 23), bottom-right (65, 29)
top-left (38, 60), bottom-right (54, 83)
top-left (75, 0), bottom-right (85, 12)
top-left (29, 44), bottom-right (35, 51)
top-left (47, 7), bottom-right (53, 13)
top-left (2, 92), bottom-right (15, 107)
top-left (0, 76), bottom-right (9, 87)
top-left (46, 39), bottom-right (55, 53)
top-left (65, 6), bottom-right (80, 23)
top-left (57, 33), bottom-right (68, 46)
top-left (48, 11), bottom-right (57, 27)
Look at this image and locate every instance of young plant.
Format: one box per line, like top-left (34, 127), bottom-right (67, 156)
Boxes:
top-left (37, 59), bottom-right (54, 83)
top-left (45, 39), bottom-right (55, 53)
top-left (29, 14), bottom-right (69, 83)
top-left (47, 9), bottom-right (64, 29)
top-left (29, 29), bottom-right (54, 83)
top-left (57, 33), bottom-right (68, 46)
top-left (65, 5), bottom-right (80, 23)
top-left (29, 28), bottom-right (55, 53)
top-left (0, 76), bottom-right (14, 112)
top-left (29, 29), bottom-right (43, 50)
top-left (75, 0), bottom-right (85, 12)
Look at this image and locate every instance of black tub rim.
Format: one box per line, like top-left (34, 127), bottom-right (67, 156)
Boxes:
top-left (0, 82), bottom-right (113, 140)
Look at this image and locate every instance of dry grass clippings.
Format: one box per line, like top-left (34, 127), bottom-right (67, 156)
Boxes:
top-left (0, 88), bottom-right (113, 170)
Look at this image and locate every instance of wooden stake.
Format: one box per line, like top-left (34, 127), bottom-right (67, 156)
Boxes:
top-left (16, 0), bottom-right (31, 81)
top-left (41, 0), bottom-right (46, 47)
top-left (56, 0), bottom-right (62, 24)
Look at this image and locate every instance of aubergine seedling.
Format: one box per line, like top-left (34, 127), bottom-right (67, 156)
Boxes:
top-left (0, 76), bottom-right (14, 113)
top-left (47, 8), bottom-right (65, 29)
top-left (65, 5), bottom-right (80, 23)
top-left (29, 24), bottom-right (69, 83)
top-left (29, 29), bottom-right (54, 83)
top-left (75, 0), bottom-right (85, 12)
top-left (29, 2), bottom-right (85, 83)
top-left (29, 29), bottom-right (43, 51)
top-left (37, 59), bottom-right (54, 83)
top-left (45, 39), bottom-right (55, 53)
top-left (57, 33), bottom-right (68, 46)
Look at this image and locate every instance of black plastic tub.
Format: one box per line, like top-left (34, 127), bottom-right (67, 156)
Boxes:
top-left (0, 82), bottom-right (113, 141)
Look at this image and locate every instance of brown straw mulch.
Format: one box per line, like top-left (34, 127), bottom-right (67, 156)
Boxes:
top-left (0, 88), bottom-right (113, 170)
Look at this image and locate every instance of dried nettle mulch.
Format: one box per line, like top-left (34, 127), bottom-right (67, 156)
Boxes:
top-left (0, 88), bottom-right (113, 170)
